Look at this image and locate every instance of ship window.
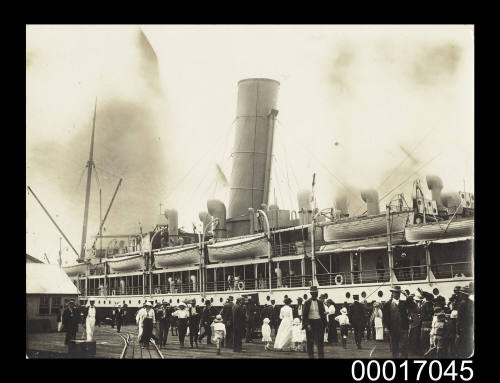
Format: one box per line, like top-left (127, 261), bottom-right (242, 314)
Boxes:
top-left (169, 299), bottom-right (172, 303)
top-left (345, 292), bottom-right (350, 299)
top-left (211, 297), bottom-right (214, 303)
top-left (129, 300), bottom-right (131, 304)
top-left (433, 288), bottom-right (439, 296)
top-left (266, 295), bottom-right (270, 301)
top-left (284, 295), bottom-right (288, 299)
top-left (220, 298), bottom-right (223, 303)
top-left (378, 291), bottom-right (383, 298)
top-left (303, 294), bottom-right (308, 300)
top-left (177, 299), bottom-right (180, 303)
top-left (98, 300), bottom-right (101, 304)
top-left (109, 301), bottom-right (111, 304)
top-left (138, 300), bottom-right (141, 304)
top-left (51, 296), bottom-right (61, 314)
top-left (201, 298), bottom-right (205, 303)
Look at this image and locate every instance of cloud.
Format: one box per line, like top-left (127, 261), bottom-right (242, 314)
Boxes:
top-left (328, 45), bottom-right (354, 95)
top-left (410, 43), bottom-right (462, 86)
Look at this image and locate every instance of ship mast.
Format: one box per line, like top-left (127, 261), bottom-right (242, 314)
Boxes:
top-left (79, 98), bottom-right (97, 262)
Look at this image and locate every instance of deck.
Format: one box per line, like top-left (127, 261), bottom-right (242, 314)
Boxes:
top-left (27, 325), bottom-right (394, 359)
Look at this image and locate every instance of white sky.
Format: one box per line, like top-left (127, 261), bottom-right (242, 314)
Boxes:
top-left (26, 25), bottom-right (474, 265)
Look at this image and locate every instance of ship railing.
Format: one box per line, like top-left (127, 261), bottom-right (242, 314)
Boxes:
top-left (146, 283), bottom-right (200, 295)
top-left (430, 261), bottom-right (472, 279)
top-left (392, 265), bottom-right (428, 282)
top-left (315, 269), bottom-right (392, 286)
top-left (271, 242), bottom-right (300, 257)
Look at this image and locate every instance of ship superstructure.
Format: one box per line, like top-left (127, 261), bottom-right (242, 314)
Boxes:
top-left (62, 78), bottom-right (474, 312)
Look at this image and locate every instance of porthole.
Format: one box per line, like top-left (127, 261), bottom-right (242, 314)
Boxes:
top-left (109, 301), bottom-right (111, 304)
top-left (169, 299), bottom-right (172, 303)
top-left (211, 297), bottom-right (214, 303)
top-left (220, 298), bottom-right (223, 303)
top-left (266, 295), bottom-right (270, 301)
top-left (201, 298), bottom-right (205, 303)
top-left (324, 293), bottom-right (328, 299)
top-left (405, 289), bottom-right (410, 296)
top-left (155, 300), bottom-right (158, 303)
top-left (303, 294), bottom-right (308, 300)
top-left (128, 300), bottom-right (131, 304)
top-left (177, 299), bottom-right (180, 303)
top-left (361, 291), bottom-right (366, 298)
top-left (378, 291), bottom-right (383, 298)
top-left (98, 300), bottom-right (100, 304)
top-left (433, 288), bottom-right (439, 296)
top-left (345, 292), bottom-right (350, 299)
top-left (284, 295), bottom-right (288, 299)
top-left (138, 300), bottom-right (141, 304)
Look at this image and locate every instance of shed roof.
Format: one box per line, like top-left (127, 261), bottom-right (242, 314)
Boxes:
top-left (26, 263), bottom-right (80, 295)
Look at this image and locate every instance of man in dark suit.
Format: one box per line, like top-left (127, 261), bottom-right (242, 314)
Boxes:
top-left (245, 296), bottom-right (257, 342)
top-left (221, 296), bottom-right (234, 348)
top-left (187, 299), bottom-right (200, 348)
top-left (382, 286), bottom-right (411, 358)
top-left (261, 302), bottom-right (274, 324)
top-left (199, 300), bottom-right (217, 344)
top-left (114, 305), bottom-right (126, 333)
top-left (232, 297), bottom-right (246, 352)
top-left (302, 286), bottom-right (328, 359)
top-left (272, 300), bottom-right (281, 335)
top-left (62, 300), bottom-right (79, 345)
top-left (456, 286), bottom-right (474, 358)
top-left (349, 295), bottom-right (365, 349)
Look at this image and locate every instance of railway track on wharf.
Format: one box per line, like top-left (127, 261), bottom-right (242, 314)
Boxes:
top-left (101, 329), bottom-right (164, 359)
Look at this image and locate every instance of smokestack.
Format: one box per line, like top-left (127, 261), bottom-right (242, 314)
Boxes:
top-left (228, 78), bottom-right (280, 220)
top-left (297, 189), bottom-right (313, 224)
top-left (360, 189), bottom-right (380, 216)
top-left (441, 192), bottom-right (461, 208)
top-left (198, 211), bottom-right (211, 234)
top-left (426, 175), bottom-right (444, 208)
top-left (335, 195), bottom-right (349, 217)
top-left (165, 209), bottom-right (178, 245)
top-left (207, 199), bottom-right (227, 239)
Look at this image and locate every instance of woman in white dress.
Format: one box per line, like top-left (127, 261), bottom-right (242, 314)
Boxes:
top-left (273, 298), bottom-right (294, 351)
top-left (371, 302), bottom-right (384, 341)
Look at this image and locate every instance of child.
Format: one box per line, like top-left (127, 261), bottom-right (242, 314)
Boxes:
top-left (335, 307), bottom-right (350, 349)
top-left (261, 317), bottom-right (272, 350)
top-left (292, 318), bottom-right (303, 351)
top-left (211, 314), bottom-right (226, 355)
top-left (426, 309), bottom-right (447, 358)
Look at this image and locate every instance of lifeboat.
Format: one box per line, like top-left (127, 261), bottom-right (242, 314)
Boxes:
top-left (323, 210), bottom-right (411, 242)
top-left (405, 217), bottom-right (474, 242)
top-left (154, 244), bottom-right (200, 268)
top-left (106, 253), bottom-right (144, 273)
top-left (63, 263), bottom-right (88, 277)
top-left (207, 233), bottom-right (268, 262)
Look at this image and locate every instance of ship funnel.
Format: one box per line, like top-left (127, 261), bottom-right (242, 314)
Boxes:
top-left (207, 199), bottom-right (227, 239)
top-left (426, 175), bottom-right (444, 208)
top-left (335, 195), bottom-right (349, 216)
top-left (198, 211), bottom-right (211, 233)
top-left (165, 209), bottom-right (178, 245)
top-left (297, 189), bottom-right (313, 224)
top-left (441, 192), bottom-right (461, 208)
top-left (228, 78), bottom-right (280, 220)
top-left (361, 189), bottom-right (380, 216)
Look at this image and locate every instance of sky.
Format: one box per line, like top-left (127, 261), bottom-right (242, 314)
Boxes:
top-left (26, 25), bottom-right (474, 265)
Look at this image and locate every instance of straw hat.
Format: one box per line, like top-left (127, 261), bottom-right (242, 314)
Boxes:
top-left (213, 314), bottom-right (223, 323)
top-left (263, 317), bottom-right (270, 324)
top-left (340, 307), bottom-right (348, 314)
top-left (293, 317), bottom-right (301, 325)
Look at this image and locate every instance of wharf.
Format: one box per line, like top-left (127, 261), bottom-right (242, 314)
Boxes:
top-left (27, 325), bottom-right (394, 359)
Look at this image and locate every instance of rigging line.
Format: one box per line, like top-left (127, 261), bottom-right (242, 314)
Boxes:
top-left (93, 165), bottom-right (101, 189)
top-left (376, 124), bottom-right (437, 193)
top-left (272, 156), bottom-right (293, 211)
top-left (164, 119), bottom-right (236, 204)
top-left (275, 119), bottom-right (350, 192)
top-left (277, 128), bottom-right (300, 193)
top-left (273, 131), bottom-right (295, 210)
top-left (377, 152), bottom-right (443, 204)
top-left (94, 166), bottom-right (122, 179)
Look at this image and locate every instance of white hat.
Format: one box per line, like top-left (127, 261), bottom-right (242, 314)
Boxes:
top-left (263, 317), bottom-right (270, 323)
top-left (145, 301), bottom-right (153, 307)
top-left (293, 318), bottom-right (301, 325)
top-left (341, 307), bottom-right (348, 314)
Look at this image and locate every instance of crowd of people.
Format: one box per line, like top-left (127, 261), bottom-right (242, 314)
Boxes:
top-left (58, 281), bottom-right (474, 359)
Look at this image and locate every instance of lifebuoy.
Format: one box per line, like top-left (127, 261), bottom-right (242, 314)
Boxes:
top-left (334, 274), bottom-right (344, 285)
top-left (154, 287), bottom-right (161, 294)
top-left (237, 281), bottom-right (245, 290)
